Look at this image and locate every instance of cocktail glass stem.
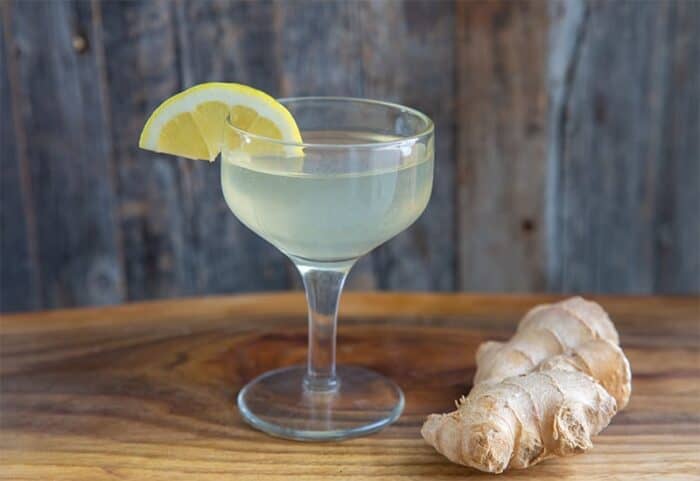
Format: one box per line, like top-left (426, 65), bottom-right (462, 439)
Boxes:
top-left (293, 257), bottom-right (355, 393)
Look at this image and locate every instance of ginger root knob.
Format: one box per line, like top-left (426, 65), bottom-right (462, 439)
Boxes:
top-left (421, 297), bottom-right (632, 473)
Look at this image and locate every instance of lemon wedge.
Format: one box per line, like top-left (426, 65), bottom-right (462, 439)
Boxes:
top-left (139, 82), bottom-right (302, 161)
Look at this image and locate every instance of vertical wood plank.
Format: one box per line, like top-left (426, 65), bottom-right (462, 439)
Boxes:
top-left (276, 0), bottom-right (364, 98)
top-left (0, 6), bottom-right (39, 312)
top-left (359, 0), bottom-right (457, 291)
top-left (174, 0), bottom-right (290, 294)
top-left (4, 0), bottom-right (124, 309)
top-left (652, 0), bottom-right (699, 293)
top-left (546, 0), bottom-right (586, 292)
top-left (101, 1), bottom-right (195, 301)
top-left (551, 0), bottom-right (700, 293)
top-left (456, 0), bottom-right (549, 291)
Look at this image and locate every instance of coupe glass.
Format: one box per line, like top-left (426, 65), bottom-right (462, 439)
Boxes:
top-left (221, 97), bottom-right (434, 440)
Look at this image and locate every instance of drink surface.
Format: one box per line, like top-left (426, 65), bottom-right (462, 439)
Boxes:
top-left (221, 131), bottom-right (433, 261)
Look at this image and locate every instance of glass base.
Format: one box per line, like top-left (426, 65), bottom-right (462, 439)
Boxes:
top-left (237, 365), bottom-right (404, 441)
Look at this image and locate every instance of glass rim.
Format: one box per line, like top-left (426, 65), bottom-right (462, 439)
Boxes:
top-left (224, 96), bottom-right (434, 149)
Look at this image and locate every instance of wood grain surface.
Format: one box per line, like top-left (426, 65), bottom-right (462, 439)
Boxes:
top-left (1, 293), bottom-right (698, 480)
top-left (1, 0), bottom-right (699, 313)
top-left (456, 0), bottom-right (548, 292)
top-left (2, 0), bottom-right (125, 309)
top-left (549, 0), bottom-right (700, 294)
top-left (0, 9), bottom-right (39, 312)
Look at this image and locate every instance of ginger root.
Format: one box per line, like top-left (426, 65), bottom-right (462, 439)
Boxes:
top-left (421, 297), bottom-right (631, 473)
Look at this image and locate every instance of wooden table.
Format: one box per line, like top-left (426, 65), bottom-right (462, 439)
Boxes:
top-left (1, 293), bottom-right (698, 480)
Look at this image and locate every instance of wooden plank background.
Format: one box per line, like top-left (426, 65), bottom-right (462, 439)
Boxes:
top-left (0, 0), bottom-right (698, 313)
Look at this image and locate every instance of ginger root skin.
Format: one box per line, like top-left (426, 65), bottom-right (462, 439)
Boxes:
top-left (421, 297), bottom-right (632, 473)
top-left (474, 297), bottom-right (619, 385)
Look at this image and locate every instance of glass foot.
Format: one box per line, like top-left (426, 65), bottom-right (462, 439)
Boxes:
top-left (237, 365), bottom-right (404, 441)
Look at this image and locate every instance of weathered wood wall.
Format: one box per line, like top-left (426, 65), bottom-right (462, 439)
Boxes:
top-left (1, 0), bottom-right (698, 313)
